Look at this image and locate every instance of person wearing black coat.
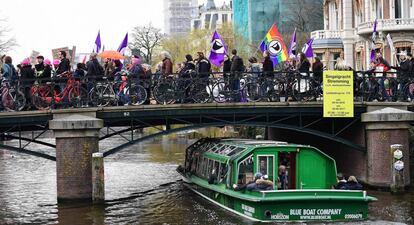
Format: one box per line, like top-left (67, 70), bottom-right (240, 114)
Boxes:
top-left (312, 57), bottom-right (324, 83)
top-left (181, 54), bottom-right (196, 78)
top-left (223, 54), bottom-right (232, 73)
top-left (56, 51), bottom-right (71, 75)
top-left (20, 63), bottom-right (35, 109)
top-left (393, 52), bottom-right (412, 100)
top-left (230, 49), bottom-right (245, 73)
top-left (86, 53), bottom-right (104, 80)
top-left (196, 52), bottom-right (211, 78)
top-left (297, 53), bottom-right (310, 74)
top-left (262, 50), bottom-right (274, 77)
top-left (230, 49), bottom-right (244, 102)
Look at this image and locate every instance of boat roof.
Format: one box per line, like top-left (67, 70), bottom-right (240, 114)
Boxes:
top-left (196, 138), bottom-right (308, 162)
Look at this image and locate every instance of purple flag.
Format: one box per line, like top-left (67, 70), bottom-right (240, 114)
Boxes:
top-left (302, 38), bottom-right (314, 58)
top-left (288, 29), bottom-right (297, 58)
top-left (209, 31), bottom-right (228, 67)
top-left (117, 33), bottom-right (128, 55)
top-left (94, 30), bottom-right (101, 53)
top-left (370, 19), bottom-right (377, 62)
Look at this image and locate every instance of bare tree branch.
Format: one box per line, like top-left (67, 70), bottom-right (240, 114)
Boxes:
top-left (0, 17), bottom-right (16, 55)
top-left (129, 23), bottom-right (164, 63)
top-left (284, 0), bottom-right (323, 33)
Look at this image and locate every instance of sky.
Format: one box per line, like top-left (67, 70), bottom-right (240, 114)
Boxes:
top-left (2, 0), bottom-right (226, 63)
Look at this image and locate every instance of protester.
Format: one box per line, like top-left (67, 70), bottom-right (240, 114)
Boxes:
top-left (34, 56), bottom-right (45, 80)
top-left (19, 58), bottom-right (35, 109)
top-left (223, 54), bottom-right (232, 76)
top-left (262, 50), bottom-right (274, 77)
top-left (247, 57), bottom-right (261, 78)
top-left (1, 56), bottom-right (17, 82)
top-left (74, 63), bottom-right (86, 80)
top-left (312, 57), bottom-right (324, 83)
top-left (394, 51), bottom-right (412, 100)
top-left (230, 49), bottom-right (244, 101)
top-left (297, 53), bottom-right (310, 75)
top-left (86, 53), bottom-right (104, 80)
top-left (56, 51), bottom-right (71, 75)
top-left (160, 51), bottom-right (173, 76)
top-left (196, 52), bottom-right (211, 78)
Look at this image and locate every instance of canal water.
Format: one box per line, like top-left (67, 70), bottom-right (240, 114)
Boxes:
top-left (0, 137), bottom-right (412, 225)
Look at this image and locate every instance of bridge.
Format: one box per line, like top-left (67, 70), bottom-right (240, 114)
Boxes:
top-left (0, 102), bottom-right (413, 201)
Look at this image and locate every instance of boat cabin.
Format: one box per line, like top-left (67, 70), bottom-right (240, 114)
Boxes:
top-left (184, 138), bottom-right (338, 190)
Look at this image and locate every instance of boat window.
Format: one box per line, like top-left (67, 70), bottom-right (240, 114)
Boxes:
top-left (237, 155), bottom-right (254, 185)
top-left (228, 147), bottom-right (245, 156)
top-left (257, 155), bottom-right (275, 187)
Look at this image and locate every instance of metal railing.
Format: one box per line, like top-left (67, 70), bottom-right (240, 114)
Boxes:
top-left (311, 30), bottom-right (342, 39)
top-left (357, 18), bottom-right (414, 34)
top-left (1, 70), bottom-right (413, 112)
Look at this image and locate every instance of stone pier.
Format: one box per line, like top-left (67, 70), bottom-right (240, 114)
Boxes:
top-left (49, 113), bottom-right (103, 202)
top-left (362, 107), bottom-right (414, 189)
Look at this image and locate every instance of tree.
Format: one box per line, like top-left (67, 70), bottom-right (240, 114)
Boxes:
top-left (160, 23), bottom-right (260, 71)
top-left (129, 23), bottom-right (164, 64)
top-left (283, 0), bottom-right (324, 33)
top-left (0, 18), bottom-right (16, 55)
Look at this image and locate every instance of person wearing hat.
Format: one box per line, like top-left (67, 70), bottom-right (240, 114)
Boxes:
top-left (256, 174), bottom-right (274, 191)
top-left (34, 55), bottom-right (51, 83)
top-left (20, 58), bottom-right (35, 109)
top-left (233, 172), bottom-right (262, 192)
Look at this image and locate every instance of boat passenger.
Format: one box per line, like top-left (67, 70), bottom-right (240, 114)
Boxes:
top-left (233, 172), bottom-right (262, 192)
top-left (256, 175), bottom-right (274, 191)
top-left (278, 165), bottom-right (288, 190)
top-left (341, 176), bottom-right (363, 190)
top-left (334, 173), bottom-right (347, 189)
top-left (208, 169), bottom-right (218, 185)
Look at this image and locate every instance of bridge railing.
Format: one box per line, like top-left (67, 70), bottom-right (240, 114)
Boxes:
top-left (1, 70), bottom-right (413, 111)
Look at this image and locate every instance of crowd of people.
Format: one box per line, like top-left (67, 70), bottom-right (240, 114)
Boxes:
top-left (1, 47), bottom-right (414, 109)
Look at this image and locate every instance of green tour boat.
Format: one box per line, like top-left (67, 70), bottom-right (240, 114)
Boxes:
top-left (177, 138), bottom-right (377, 222)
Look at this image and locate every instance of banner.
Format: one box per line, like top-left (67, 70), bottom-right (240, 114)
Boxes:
top-left (52, 47), bottom-right (70, 60)
top-left (209, 31), bottom-right (228, 67)
top-left (259, 23), bottom-right (288, 66)
top-left (323, 71), bottom-right (354, 118)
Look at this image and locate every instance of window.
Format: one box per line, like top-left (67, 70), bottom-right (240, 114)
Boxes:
top-left (329, 52), bottom-right (341, 70)
top-left (395, 0), bottom-right (402, 18)
top-left (257, 155), bottom-right (275, 186)
top-left (329, 1), bottom-right (339, 30)
top-left (372, 0), bottom-right (383, 19)
top-left (222, 14), bottom-right (228, 23)
top-left (237, 155), bottom-right (254, 184)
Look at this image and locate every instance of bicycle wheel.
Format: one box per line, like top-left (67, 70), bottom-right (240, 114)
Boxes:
top-left (261, 81), bottom-right (281, 102)
top-left (153, 81), bottom-right (176, 105)
top-left (405, 82), bottom-right (414, 101)
top-left (90, 84), bottom-right (113, 107)
top-left (128, 84), bottom-right (147, 106)
top-left (212, 81), bottom-right (230, 103)
top-left (69, 86), bottom-right (89, 107)
top-left (244, 82), bottom-right (262, 102)
top-left (189, 82), bottom-right (210, 104)
top-left (1, 90), bottom-right (14, 112)
top-left (13, 89), bottom-right (26, 111)
top-left (31, 85), bottom-right (51, 110)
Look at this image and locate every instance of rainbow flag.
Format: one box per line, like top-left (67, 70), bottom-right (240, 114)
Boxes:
top-left (259, 24), bottom-right (288, 66)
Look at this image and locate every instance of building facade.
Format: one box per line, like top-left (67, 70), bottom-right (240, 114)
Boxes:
top-left (164, 0), bottom-right (198, 36)
top-left (191, 0), bottom-right (233, 30)
top-left (311, 0), bottom-right (414, 70)
top-left (233, 0), bottom-right (282, 44)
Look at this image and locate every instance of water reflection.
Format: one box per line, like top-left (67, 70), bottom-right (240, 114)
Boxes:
top-left (0, 137), bottom-right (413, 224)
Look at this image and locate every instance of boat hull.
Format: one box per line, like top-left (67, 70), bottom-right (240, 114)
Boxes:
top-left (184, 181), bottom-right (371, 222)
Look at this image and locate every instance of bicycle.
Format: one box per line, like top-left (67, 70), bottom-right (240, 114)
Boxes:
top-left (113, 70), bottom-right (147, 106)
top-left (1, 80), bottom-right (25, 111)
top-left (31, 72), bottom-right (88, 109)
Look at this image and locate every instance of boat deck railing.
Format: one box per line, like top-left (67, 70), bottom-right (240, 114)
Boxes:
top-left (259, 189), bottom-right (370, 200)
